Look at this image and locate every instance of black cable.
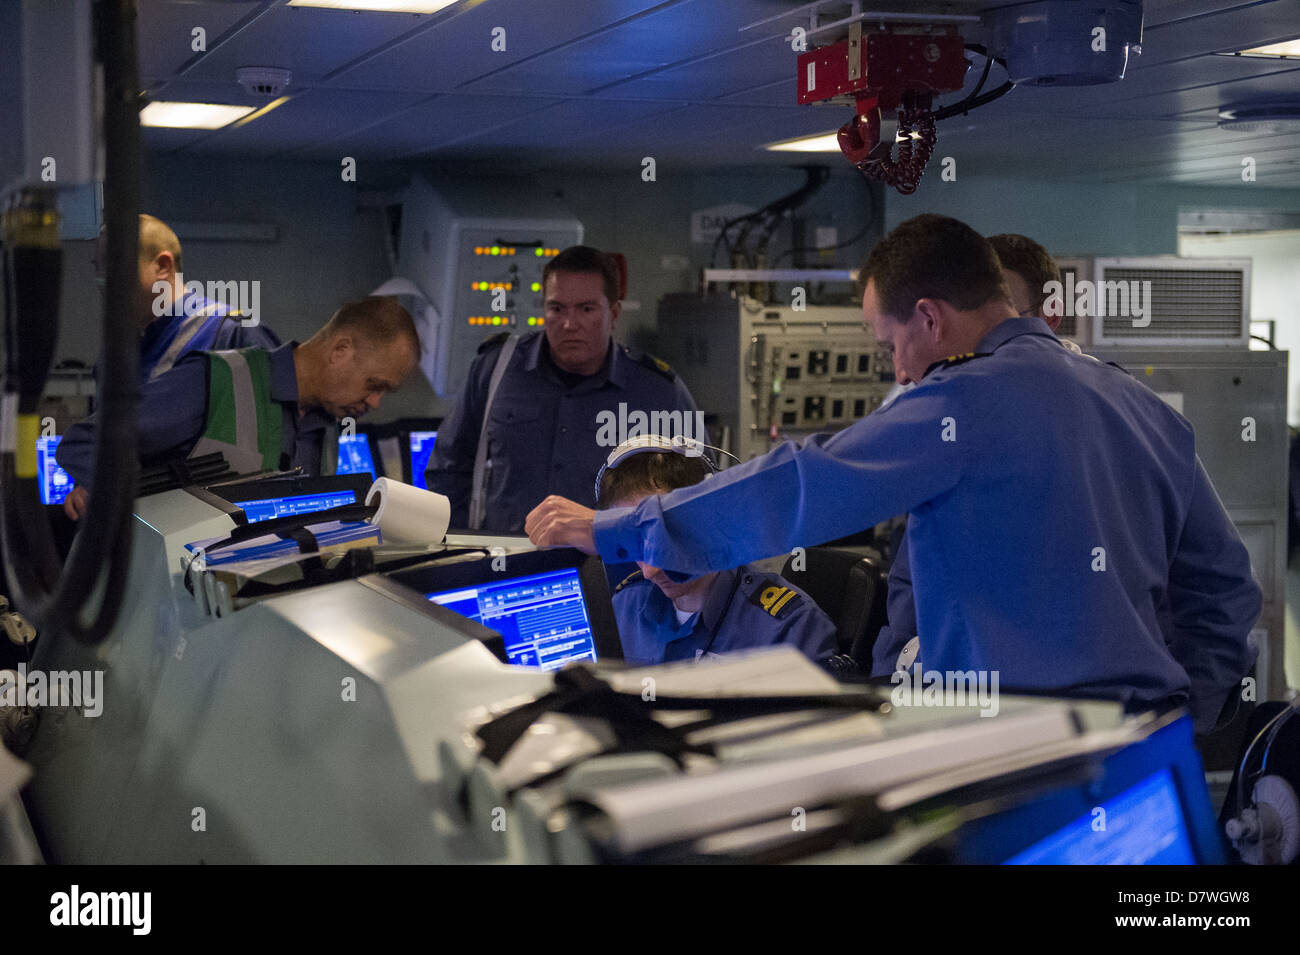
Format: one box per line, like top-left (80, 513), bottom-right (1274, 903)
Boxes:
top-left (772, 168), bottom-right (879, 266)
top-left (932, 45), bottom-right (1015, 122)
top-left (0, 0), bottom-right (140, 645)
top-left (708, 167), bottom-right (831, 269)
top-left (59, 0), bottom-right (141, 644)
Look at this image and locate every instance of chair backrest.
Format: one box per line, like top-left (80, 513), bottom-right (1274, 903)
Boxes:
top-left (780, 546), bottom-right (888, 667)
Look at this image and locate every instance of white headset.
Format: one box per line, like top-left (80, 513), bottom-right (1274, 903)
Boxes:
top-left (593, 433), bottom-right (735, 505)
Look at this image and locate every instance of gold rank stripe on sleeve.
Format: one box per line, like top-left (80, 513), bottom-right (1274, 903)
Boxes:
top-left (615, 570), bottom-right (644, 592)
top-left (753, 583), bottom-right (799, 618)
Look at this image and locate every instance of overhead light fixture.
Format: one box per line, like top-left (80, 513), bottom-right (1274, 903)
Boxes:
top-left (764, 131), bottom-right (841, 152)
top-left (140, 101), bottom-right (257, 129)
top-left (764, 128), bottom-right (922, 152)
top-left (1218, 104), bottom-right (1300, 133)
top-left (287, 0), bottom-right (459, 12)
top-left (1218, 38), bottom-right (1300, 59)
top-left (229, 96), bottom-right (291, 129)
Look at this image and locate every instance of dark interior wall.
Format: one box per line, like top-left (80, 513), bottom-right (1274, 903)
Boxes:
top-left (44, 155), bottom-right (882, 422)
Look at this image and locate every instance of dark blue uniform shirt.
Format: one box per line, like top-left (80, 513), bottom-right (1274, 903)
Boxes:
top-left (872, 529), bottom-right (917, 674)
top-left (139, 290), bottom-right (280, 382)
top-left (58, 342), bottom-right (332, 490)
top-left (427, 332), bottom-right (702, 532)
top-left (594, 317), bottom-right (1261, 719)
top-left (613, 565), bottom-right (838, 666)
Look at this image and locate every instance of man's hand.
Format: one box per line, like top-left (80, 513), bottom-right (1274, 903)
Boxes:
top-left (525, 496), bottom-right (597, 554)
top-left (62, 486), bottom-right (89, 522)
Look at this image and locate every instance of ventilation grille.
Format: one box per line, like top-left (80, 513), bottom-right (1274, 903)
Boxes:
top-left (1097, 266), bottom-right (1246, 341)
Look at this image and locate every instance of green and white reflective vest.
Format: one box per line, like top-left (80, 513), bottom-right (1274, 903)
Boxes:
top-left (188, 348), bottom-right (284, 475)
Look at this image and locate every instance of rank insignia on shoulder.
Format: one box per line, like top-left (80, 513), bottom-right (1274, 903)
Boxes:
top-left (625, 346), bottom-right (677, 382)
top-left (924, 351), bottom-right (986, 377)
top-left (750, 581), bottom-right (801, 619)
top-left (476, 331), bottom-right (512, 354)
top-left (615, 570), bottom-right (644, 593)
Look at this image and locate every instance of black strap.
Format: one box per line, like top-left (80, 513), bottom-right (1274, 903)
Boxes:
top-left (198, 503), bottom-right (377, 555)
top-left (475, 665), bottom-right (887, 768)
top-left (165, 457), bottom-right (197, 487)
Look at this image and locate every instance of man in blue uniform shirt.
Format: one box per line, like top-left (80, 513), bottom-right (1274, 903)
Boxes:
top-left (599, 435), bottom-right (837, 666)
top-left (104, 215), bottom-right (281, 382)
top-left (426, 246), bottom-right (702, 532)
top-left (58, 296), bottom-right (419, 518)
top-left (874, 233), bottom-right (1089, 678)
top-left (525, 215), bottom-right (1261, 732)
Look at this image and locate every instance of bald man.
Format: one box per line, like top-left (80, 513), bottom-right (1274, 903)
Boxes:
top-left (58, 297), bottom-right (420, 519)
top-left (94, 215), bottom-right (281, 382)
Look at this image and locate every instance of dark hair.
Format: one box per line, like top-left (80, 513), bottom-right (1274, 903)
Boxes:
top-left (861, 214), bottom-right (1010, 320)
top-left (599, 450), bottom-right (711, 507)
top-left (324, 296), bottom-right (420, 353)
top-left (987, 233), bottom-right (1060, 315)
top-left (542, 245), bottom-right (621, 304)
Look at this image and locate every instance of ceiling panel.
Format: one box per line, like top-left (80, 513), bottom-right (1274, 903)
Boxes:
top-left (326, 0), bottom-right (673, 93)
top-left (445, 97), bottom-right (693, 150)
top-left (138, 0), bottom-right (264, 84)
top-left (1008, 53), bottom-right (1300, 117)
top-left (317, 93), bottom-right (567, 159)
top-left (176, 3), bottom-right (426, 87)
top-left (186, 88), bottom-right (431, 156)
top-left (592, 35), bottom-right (793, 101)
top-left (461, 0), bottom-right (797, 96)
top-left (127, 0), bottom-right (1300, 184)
top-left (1134, 0), bottom-right (1300, 66)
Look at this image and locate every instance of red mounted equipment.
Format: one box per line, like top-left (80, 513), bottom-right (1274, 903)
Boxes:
top-left (798, 27), bottom-right (968, 194)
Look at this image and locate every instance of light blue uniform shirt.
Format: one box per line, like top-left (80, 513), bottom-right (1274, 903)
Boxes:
top-left (594, 317), bottom-right (1261, 717)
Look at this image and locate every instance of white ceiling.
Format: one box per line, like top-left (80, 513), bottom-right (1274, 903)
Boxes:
top-left (139, 0), bottom-right (1300, 186)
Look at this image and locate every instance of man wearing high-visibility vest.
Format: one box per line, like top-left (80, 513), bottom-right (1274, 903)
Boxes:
top-left (58, 296), bottom-right (420, 519)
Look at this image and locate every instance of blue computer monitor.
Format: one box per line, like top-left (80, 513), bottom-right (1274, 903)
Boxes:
top-left (1005, 766), bottom-right (1197, 864)
top-left (427, 566), bottom-right (598, 670)
top-left (408, 430), bottom-right (438, 489)
top-left (230, 490), bottom-right (358, 524)
top-left (948, 710), bottom-right (1223, 864)
top-left (36, 435), bottom-right (75, 505)
top-left (336, 432), bottom-right (377, 480)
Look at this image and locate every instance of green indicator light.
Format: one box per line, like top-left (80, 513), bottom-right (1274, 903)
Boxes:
top-left (531, 282), bottom-right (541, 292)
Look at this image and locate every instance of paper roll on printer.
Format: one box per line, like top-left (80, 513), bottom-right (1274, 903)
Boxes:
top-left (366, 478), bottom-right (451, 545)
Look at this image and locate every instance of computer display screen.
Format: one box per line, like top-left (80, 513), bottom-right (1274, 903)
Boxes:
top-left (232, 490), bottom-right (358, 524)
top-left (336, 432), bottom-right (377, 480)
top-left (408, 430), bottom-right (438, 489)
top-left (427, 566), bottom-right (598, 669)
top-left (1004, 767), bottom-right (1197, 865)
top-left (37, 436), bottom-right (76, 505)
